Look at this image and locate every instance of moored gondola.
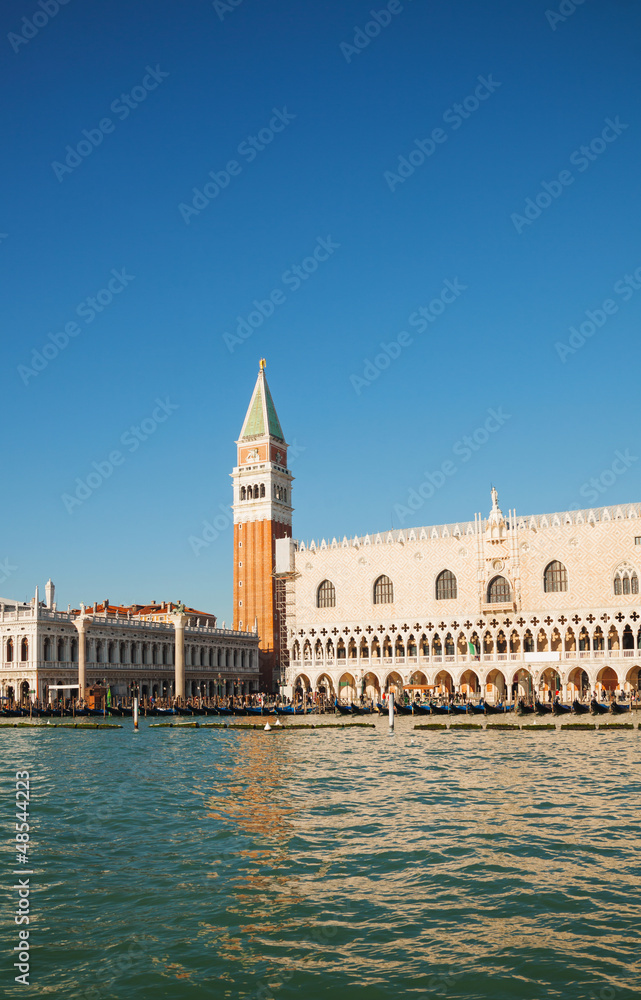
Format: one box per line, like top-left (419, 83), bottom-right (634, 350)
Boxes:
top-left (590, 699), bottom-right (609, 715)
top-left (413, 703), bottom-right (432, 715)
top-left (467, 703), bottom-right (486, 715)
top-left (610, 700), bottom-right (631, 714)
top-left (535, 700), bottom-right (553, 715)
top-left (517, 700), bottom-right (535, 716)
top-left (572, 700), bottom-right (590, 715)
top-left (484, 702), bottom-right (505, 715)
top-left (552, 700), bottom-right (571, 716)
top-left (429, 702), bottom-right (450, 715)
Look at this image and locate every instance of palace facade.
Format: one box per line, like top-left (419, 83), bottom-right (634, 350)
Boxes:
top-left (277, 492), bottom-right (641, 703)
top-left (0, 583), bottom-right (260, 704)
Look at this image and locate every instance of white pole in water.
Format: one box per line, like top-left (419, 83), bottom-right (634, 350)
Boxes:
top-left (133, 697), bottom-right (139, 731)
top-left (389, 691), bottom-right (394, 730)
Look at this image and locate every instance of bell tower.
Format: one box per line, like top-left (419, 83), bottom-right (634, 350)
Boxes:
top-left (231, 360), bottom-right (293, 691)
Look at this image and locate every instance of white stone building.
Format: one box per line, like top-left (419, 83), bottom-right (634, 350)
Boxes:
top-left (280, 491), bottom-right (641, 703)
top-left (0, 582), bottom-right (260, 705)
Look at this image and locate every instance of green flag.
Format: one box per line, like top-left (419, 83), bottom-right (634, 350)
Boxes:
top-left (468, 642), bottom-right (477, 656)
top-left (106, 688), bottom-right (112, 706)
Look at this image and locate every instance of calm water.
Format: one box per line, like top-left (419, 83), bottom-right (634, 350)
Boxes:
top-left (1, 718), bottom-right (640, 999)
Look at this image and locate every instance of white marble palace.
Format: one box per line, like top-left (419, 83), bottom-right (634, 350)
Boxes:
top-left (278, 489), bottom-right (641, 704)
top-left (0, 582), bottom-right (259, 705)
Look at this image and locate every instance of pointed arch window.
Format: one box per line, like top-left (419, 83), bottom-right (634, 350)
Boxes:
top-left (614, 568), bottom-right (639, 595)
top-left (373, 575), bottom-right (394, 604)
top-left (317, 580), bottom-right (336, 608)
top-left (544, 560), bottom-right (568, 593)
top-left (436, 569), bottom-right (457, 600)
top-left (487, 576), bottom-right (511, 604)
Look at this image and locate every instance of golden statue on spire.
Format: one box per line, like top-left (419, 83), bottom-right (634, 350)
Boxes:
top-left (259, 358), bottom-right (266, 370)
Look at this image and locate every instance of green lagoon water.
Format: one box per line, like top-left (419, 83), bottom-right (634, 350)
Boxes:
top-left (1, 719), bottom-right (640, 999)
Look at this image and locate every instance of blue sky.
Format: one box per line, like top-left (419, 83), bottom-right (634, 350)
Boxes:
top-left (2, 0), bottom-right (641, 619)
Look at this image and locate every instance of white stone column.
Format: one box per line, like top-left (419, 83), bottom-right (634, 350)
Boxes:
top-left (75, 616), bottom-right (88, 702)
top-left (170, 613), bottom-right (188, 702)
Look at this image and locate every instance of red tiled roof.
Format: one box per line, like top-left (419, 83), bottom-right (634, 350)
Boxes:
top-left (71, 601), bottom-right (216, 619)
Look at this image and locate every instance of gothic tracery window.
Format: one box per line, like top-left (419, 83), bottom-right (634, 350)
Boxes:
top-left (487, 575), bottom-right (511, 603)
top-left (614, 568), bottom-right (639, 595)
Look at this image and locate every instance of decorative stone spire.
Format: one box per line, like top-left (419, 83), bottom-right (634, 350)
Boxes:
top-left (488, 485), bottom-right (504, 525)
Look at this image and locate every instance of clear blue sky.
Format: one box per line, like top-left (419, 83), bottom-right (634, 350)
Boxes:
top-left (3, 0), bottom-right (641, 619)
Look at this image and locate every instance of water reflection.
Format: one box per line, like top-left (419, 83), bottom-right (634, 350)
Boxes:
top-left (4, 723), bottom-right (641, 998)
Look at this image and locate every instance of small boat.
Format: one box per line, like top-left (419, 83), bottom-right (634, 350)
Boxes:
top-left (535, 700), bottom-right (553, 716)
top-left (610, 700), bottom-right (631, 714)
top-left (429, 702), bottom-right (450, 715)
top-left (413, 703), bottom-right (432, 715)
top-left (395, 703), bottom-right (414, 715)
top-left (335, 702), bottom-right (352, 715)
top-left (484, 702), bottom-right (505, 715)
top-left (146, 707), bottom-right (176, 717)
top-left (217, 706), bottom-right (233, 716)
top-left (590, 699), bottom-right (609, 715)
top-left (552, 701), bottom-right (571, 716)
top-left (572, 700), bottom-right (590, 715)
top-left (517, 700), bottom-right (535, 716)
top-left (450, 704), bottom-right (468, 715)
top-left (467, 702), bottom-right (486, 715)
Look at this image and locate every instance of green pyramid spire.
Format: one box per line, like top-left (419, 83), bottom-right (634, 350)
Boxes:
top-left (239, 361), bottom-right (285, 442)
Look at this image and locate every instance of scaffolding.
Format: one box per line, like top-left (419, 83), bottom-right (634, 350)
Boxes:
top-left (273, 570), bottom-right (299, 689)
